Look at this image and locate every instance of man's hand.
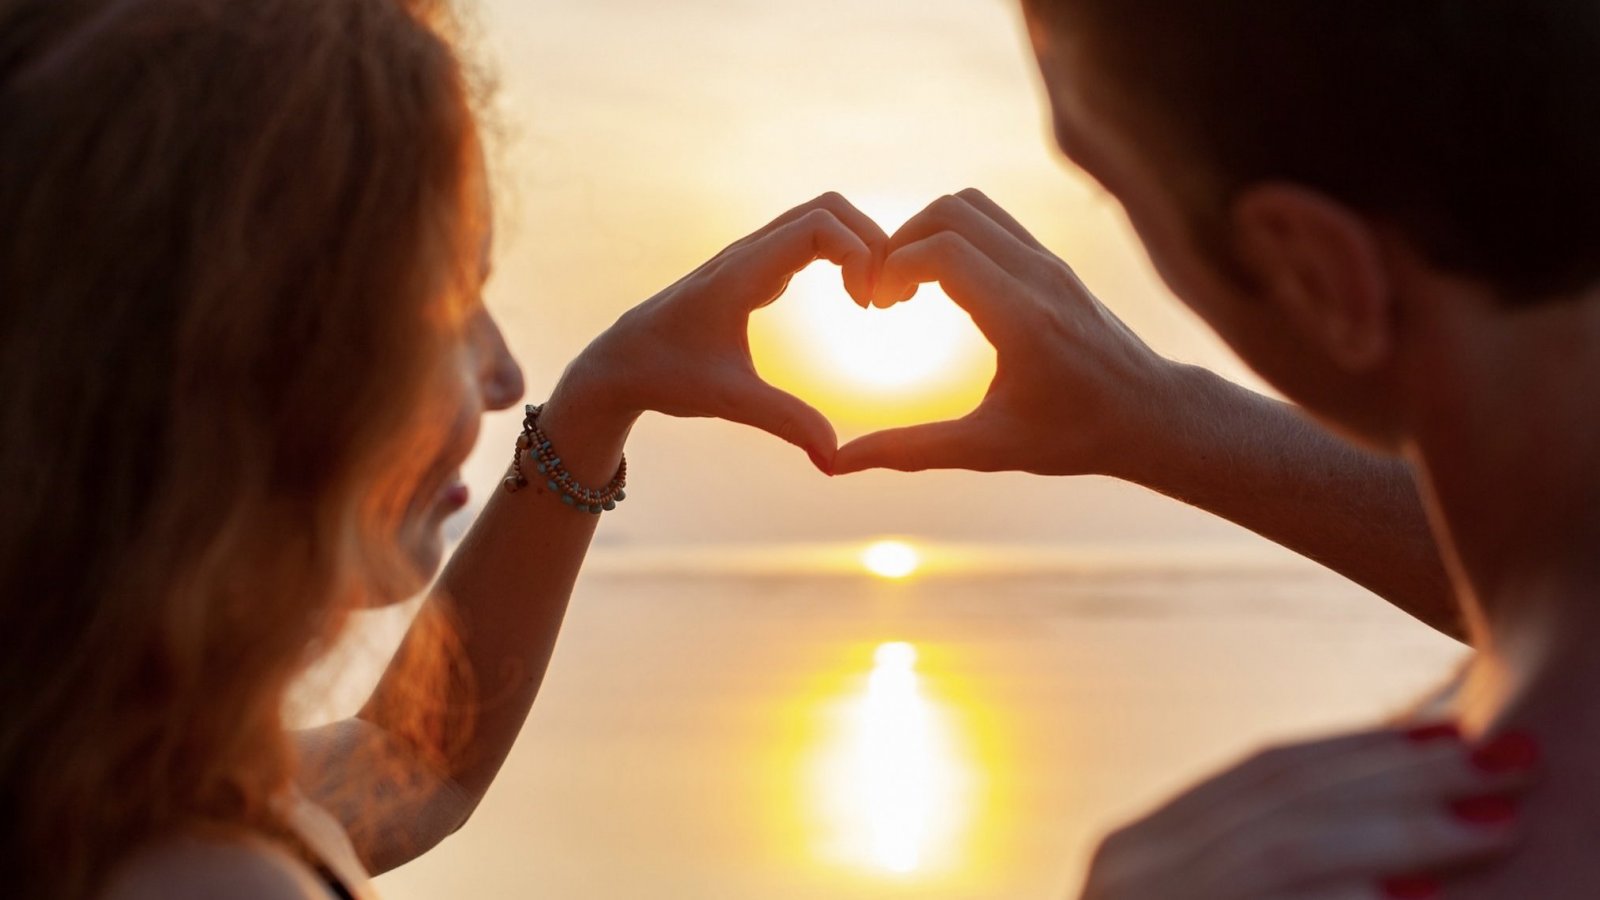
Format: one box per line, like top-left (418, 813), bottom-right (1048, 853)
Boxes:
top-left (833, 188), bottom-right (1178, 478)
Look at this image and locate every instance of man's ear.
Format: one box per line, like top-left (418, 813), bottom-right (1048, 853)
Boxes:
top-left (1231, 184), bottom-right (1394, 372)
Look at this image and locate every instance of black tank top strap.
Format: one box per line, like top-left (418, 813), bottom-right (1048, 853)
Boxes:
top-left (314, 863), bottom-right (358, 900)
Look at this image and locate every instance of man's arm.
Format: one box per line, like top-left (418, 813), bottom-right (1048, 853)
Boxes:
top-left (1121, 363), bottom-right (1458, 636)
top-left (834, 189), bottom-right (1460, 638)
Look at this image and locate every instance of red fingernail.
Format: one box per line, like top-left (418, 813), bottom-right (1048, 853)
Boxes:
top-left (1471, 731), bottom-right (1541, 774)
top-left (1405, 722), bottom-right (1461, 744)
top-left (1450, 794), bottom-right (1519, 825)
top-left (1381, 875), bottom-right (1441, 899)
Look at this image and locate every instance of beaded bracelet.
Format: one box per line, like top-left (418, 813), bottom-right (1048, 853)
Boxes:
top-left (502, 403), bottom-right (627, 514)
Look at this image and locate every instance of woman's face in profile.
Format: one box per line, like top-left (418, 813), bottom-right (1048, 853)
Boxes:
top-left (394, 182), bottom-right (525, 588)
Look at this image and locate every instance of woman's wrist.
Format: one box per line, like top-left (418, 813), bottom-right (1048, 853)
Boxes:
top-left (537, 358), bottom-right (639, 487)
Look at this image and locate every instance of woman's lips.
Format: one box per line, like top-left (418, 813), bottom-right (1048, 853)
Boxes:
top-left (440, 478), bottom-right (470, 510)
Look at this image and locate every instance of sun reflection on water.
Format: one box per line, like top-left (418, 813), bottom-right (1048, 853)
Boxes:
top-left (811, 641), bottom-right (974, 879)
top-left (860, 643), bottom-right (935, 873)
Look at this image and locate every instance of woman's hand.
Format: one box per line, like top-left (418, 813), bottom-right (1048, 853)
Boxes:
top-left (548, 193), bottom-right (886, 472)
top-left (832, 188), bottom-right (1183, 478)
top-left (1079, 725), bottom-right (1536, 900)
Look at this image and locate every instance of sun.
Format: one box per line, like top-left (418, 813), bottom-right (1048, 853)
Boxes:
top-left (861, 540), bottom-right (922, 580)
top-left (788, 266), bottom-right (973, 392)
top-left (748, 197), bottom-right (996, 433)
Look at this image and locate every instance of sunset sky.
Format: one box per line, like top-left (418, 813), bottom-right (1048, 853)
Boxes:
top-left (460, 0), bottom-right (1277, 552)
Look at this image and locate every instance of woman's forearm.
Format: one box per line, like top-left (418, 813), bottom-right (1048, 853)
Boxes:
top-left (1115, 363), bottom-right (1462, 638)
top-left (331, 382), bottom-right (632, 873)
top-left (383, 387), bottom-right (629, 790)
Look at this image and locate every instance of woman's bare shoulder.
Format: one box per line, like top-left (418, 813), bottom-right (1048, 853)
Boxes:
top-left (100, 834), bottom-right (331, 900)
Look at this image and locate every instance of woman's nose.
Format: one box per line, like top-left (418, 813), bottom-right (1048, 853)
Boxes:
top-left (477, 314), bottom-right (525, 411)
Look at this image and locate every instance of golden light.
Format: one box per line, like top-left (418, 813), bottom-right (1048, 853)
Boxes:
top-left (862, 643), bottom-right (928, 873)
top-left (748, 197), bottom-right (997, 433)
top-left (861, 540), bottom-right (921, 580)
top-left (874, 641), bottom-right (918, 670)
top-left (810, 641), bottom-right (972, 879)
top-left (783, 265), bottom-right (972, 392)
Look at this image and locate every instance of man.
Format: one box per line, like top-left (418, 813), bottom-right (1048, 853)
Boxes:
top-left (837, 3), bottom-right (1597, 896)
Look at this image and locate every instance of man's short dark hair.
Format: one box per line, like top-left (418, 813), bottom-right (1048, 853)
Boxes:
top-left (1030, 1), bottom-right (1600, 301)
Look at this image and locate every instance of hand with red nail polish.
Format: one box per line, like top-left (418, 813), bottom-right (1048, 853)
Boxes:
top-left (1381, 874), bottom-right (1443, 899)
top-left (1470, 731), bottom-right (1542, 775)
top-left (1076, 722), bottom-right (1530, 900)
top-left (1405, 722), bottom-right (1463, 744)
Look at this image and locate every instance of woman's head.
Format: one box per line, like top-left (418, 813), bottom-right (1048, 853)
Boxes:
top-left (0, 0), bottom-right (515, 894)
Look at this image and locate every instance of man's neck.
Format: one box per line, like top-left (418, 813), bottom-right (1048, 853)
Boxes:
top-left (1404, 289), bottom-right (1600, 734)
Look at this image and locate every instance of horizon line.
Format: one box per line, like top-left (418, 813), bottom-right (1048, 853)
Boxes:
top-left (574, 539), bottom-right (1314, 578)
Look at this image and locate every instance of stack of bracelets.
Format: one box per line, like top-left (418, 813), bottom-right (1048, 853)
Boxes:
top-left (503, 403), bottom-right (627, 514)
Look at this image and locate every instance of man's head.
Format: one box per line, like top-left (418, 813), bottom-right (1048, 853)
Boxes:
top-left (1022, 1), bottom-right (1600, 447)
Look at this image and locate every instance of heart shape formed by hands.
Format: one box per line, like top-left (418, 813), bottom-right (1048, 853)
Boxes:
top-left (602, 189), bottom-right (1126, 480)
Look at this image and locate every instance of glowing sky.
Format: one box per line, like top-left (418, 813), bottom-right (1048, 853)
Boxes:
top-left (461, 0), bottom-right (1274, 549)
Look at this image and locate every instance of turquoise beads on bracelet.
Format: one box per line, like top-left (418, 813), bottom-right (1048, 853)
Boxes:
top-left (503, 403), bottom-right (629, 516)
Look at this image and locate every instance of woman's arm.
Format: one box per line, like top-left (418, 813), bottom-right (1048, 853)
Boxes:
top-left (832, 189), bottom-right (1460, 638)
top-left (296, 193), bottom-right (888, 874)
top-left (297, 394), bottom-right (628, 875)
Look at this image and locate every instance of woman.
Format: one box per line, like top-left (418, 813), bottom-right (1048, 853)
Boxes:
top-left (0, 0), bottom-right (1528, 898)
top-left (0, 0), bottom-right (867, 895)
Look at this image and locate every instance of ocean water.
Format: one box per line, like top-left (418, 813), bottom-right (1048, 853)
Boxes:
top-left (306, 547), bottom-right (1467, 899)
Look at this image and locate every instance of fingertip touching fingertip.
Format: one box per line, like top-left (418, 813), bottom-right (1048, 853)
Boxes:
top-left (809, 449), bottom-right (836, 476)
top-left (826, 450), bottom-right (868, 476)
top-left (868, 275), bottom-right (906, 308)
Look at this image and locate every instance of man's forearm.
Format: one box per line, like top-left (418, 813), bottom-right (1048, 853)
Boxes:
top-left (1112, 364), bottom-right (1462, 639)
